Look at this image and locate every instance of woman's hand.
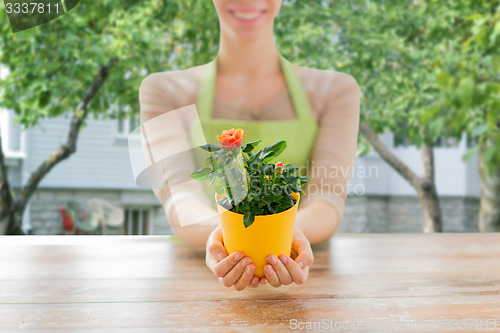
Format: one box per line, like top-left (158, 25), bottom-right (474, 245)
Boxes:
top-left (260, 226), bottom-right (314, 287)
top-left (206, 225), bottom-right (260, 291)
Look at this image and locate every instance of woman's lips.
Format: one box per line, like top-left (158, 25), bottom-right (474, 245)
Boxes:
top-left (229, 9), bottom-right (266, 24)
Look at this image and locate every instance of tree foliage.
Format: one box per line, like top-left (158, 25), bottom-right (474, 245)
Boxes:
top-left (321, 1), bottom-right (499, 163)
top-left (0, 0), bottom-right (218, 126)
top-left (428, 3), bottom-right (500, 175)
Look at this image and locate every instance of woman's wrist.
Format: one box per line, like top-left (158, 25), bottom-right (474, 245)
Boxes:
top-left (296, 200), bottom-right (339, 244)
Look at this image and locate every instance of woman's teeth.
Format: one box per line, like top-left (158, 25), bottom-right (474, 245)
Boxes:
top-left (232, 11), bottom-right (262, 20)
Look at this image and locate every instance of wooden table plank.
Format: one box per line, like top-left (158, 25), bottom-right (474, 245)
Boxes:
top-left (0, 234), bottom-right (499, 331)
top-left (1, 296), bottom-right (500, 331)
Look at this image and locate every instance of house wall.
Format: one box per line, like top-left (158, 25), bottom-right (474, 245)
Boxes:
top-left (26, 116), bottom-right (137, 189)
top-left (339, 195), bottom-right (479, 233)
top-left (349, 131), bottom-right (480, 197)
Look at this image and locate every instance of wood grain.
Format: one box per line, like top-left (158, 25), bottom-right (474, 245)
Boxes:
top-left (0, 233), bottom-right (499, 332)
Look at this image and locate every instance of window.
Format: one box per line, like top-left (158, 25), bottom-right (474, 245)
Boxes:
top-left (393, 134), bottom-right (411, 148)
top-left (466, 133), bottom-right (478, 149)
top-left (123, 207), bottom-right (151, 235)
top-left (0, 110), bottom-right (26, 158)
top-left (116, 104), bottom-right (138, 137)
top-left (433, 136), bottom-right (459, 148)
top-left (117, 117), bottom-right (138, 136)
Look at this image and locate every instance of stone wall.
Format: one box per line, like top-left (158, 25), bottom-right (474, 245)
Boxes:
top-left (339, 195), bottom-right (480, 233)
top-left (27, 188), bottom-right (480, 235)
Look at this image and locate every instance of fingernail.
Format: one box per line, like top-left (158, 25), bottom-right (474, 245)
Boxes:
top-left (246, 265), bottom-right (255, 276)
top-left (267, 255), bottom-right (278, 265)
top-left (218, 253), bottom-right (226, 261)
top-left (241, 258), bottom-right (252, 267)
top-left (279, 255), bottom-right (287, 264)
top-left (298, 261), bottom-right (304, 269)
top-left (235, 252), bottom-right (244, 261)
top-left (265, 267), bottom-right (274, 276)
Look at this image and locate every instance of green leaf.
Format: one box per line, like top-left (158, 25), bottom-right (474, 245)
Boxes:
top-left (267, 203), bottom-right (278, 214)
top-left (214, 185), bottom-right (225, 195)
top-left (458, 76), bottom-right (475, 108)
top-left (189, 167), bottom-right (212, 182)
top-left (199, 143), bottom-right (222, 152)
top-left (259, 141), bottom-right (287, 163)
top-left (242, 140), bottom-right (261, 153)
top-left (285, 164), bottom-right (299, 174)
top-left (481, 146), bottom-right (496, 164)
top-left (436, 71), bottom-right (450, 88)
top-left (429, 118), bottom-right (445, 140)
top-left (263, 194), bottom-right (283, 202)
top-left (465, 14), bottom-right (482, 21)
top-left (38, 90), bottom-right (51, 108)
top-left (243, 211), bottom-right (255, 228)
top-left (462, 146), bottom-right (479, 162)
top-left (490, 21), bottom-right (500, 44)
top-left (471, 124), bottom-right (487, 138)
top-left (287, 178), bottom-right (301, 193)
top-left (299, 176), bottom-right (311, 184)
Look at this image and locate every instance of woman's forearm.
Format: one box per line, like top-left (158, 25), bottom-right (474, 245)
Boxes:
top-left (295, 200), bottom-right (340, 244)
top-left (167, 198), bottom-right (220, 247)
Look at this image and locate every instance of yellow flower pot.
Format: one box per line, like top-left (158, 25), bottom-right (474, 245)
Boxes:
top-left (216, 192), bottom-right (300, 277)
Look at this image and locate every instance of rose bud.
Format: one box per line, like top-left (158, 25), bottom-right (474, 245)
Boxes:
top-left (275, 161), bottom-right (284, 174)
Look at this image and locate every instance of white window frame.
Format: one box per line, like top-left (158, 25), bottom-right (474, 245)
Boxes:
top-left (0, 109), bottom-right (26, 159)
top-left (115, 103), bottom-right (139, 139)
top-left (123, 207), bottom-right (152, 235)
top-left (117, 117), bottom-right (138, 138)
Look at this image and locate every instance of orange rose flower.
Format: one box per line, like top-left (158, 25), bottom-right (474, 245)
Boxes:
top-left (216, 128), bottom-right (245, 150)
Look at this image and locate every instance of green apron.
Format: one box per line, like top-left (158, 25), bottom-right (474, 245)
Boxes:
top-left (189, 54), bottom-right (318, 201)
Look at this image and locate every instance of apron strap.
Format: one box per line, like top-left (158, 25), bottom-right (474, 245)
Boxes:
top-left (197, 54), bottom-right (314, 121)
top-left (197, 59), bottom-right (217, 122)
top-left (278, 54), bottom-right (314, 121)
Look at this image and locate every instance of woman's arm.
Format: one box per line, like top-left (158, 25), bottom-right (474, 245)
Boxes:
top-left (298, 71), bottom-right (361, 244)
top-left (295, 200), bottom-right (340, 244)
top-left (139, 72), bottom-right (218, 247)
top-left (165, 197), bottom-right (219, 247)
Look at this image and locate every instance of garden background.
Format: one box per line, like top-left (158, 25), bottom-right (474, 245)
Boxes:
top-left (0, 0), bottom-right (499, 235)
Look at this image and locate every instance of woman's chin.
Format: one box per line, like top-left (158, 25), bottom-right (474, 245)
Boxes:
top-left (225, 11), bottom-right (273, 39)
top-left (226, 23), bottom-right (273, 40)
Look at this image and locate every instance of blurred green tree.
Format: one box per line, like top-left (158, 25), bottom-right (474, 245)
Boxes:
top-left (0, 0), bottom-right (219, 234)
top-left (428, 4), bottom-right (500, 231)
top-left (314, 0), bottom-right (498, 232)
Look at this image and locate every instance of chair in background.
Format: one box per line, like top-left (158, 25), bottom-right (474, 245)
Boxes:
top-left (58, 207), bottom-right (75, 235)
top-left (87, 199), bottom-right (125, 235)
top-left (66, 200), bottom-right (100, 235)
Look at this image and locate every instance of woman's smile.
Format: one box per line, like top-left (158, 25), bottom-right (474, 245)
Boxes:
top-left (213, 0), bottom-right (281, 38)
top-left (229, 8), bottom-right (267, 26)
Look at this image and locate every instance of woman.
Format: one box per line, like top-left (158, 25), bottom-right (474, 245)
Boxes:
top-left (139, 0), bottom-right (360, 290)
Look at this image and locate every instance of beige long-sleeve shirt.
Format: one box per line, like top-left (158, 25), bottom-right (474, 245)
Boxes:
top-left (139, 63), bottom-right (360, 223)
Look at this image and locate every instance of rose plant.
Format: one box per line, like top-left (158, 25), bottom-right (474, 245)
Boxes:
top-left (190, 128), bottom-right (310, 227)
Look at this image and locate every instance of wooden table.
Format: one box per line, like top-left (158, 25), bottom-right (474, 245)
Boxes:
top-left (0, 233), bottom-right (499, 332)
